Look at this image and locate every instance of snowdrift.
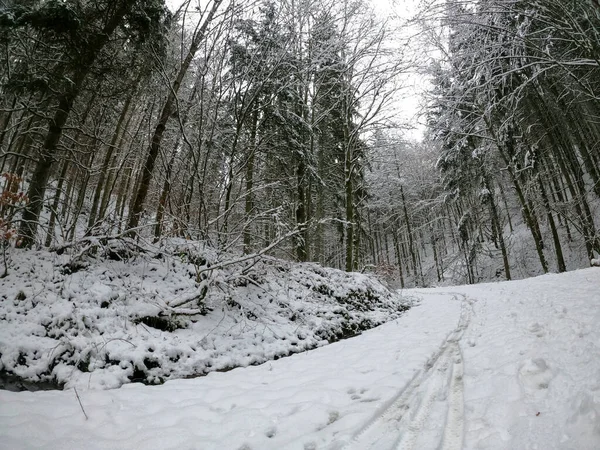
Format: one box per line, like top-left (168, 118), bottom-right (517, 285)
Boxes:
top-left (0, 239), bottom-right (411, 390)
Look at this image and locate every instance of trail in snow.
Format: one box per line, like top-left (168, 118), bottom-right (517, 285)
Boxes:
top-left (342, 295), bottom-right (472, 450)
top-left (0, 288), bottom-right (462, 450)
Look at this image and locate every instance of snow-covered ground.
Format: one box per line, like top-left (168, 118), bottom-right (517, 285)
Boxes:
top-left (1, 268), bottom-right (599, 449)
top-left (0, 242), bottom-right (409, 389)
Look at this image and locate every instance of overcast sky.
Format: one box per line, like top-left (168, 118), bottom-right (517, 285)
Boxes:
top-left (371, 0), bottom-right (428, 139)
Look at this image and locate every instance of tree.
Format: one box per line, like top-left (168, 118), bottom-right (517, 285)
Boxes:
top-left (127, 0), bottom-right (226, 234)
top-left (1, 0), bottom-right (170, 247)
top-left (424, 0), bottom-right (600, 278)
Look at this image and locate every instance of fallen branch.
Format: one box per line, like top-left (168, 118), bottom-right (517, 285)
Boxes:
top-left (193, 228), bottom-right (300, 277)
top-left (165, 229), bottom-right (299, 311)
top-left (50, 224), bottom-right (155, 254)
top-left (168, 281), bottom-right (209, 309)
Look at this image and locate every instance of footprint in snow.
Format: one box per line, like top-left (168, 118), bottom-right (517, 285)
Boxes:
top-left (518, 358), bottom-right (554, 392)
top-left (316, 410), bottom-right (340, 431)
top-left (528, 322), bottom-right (545, 337)
top-left (348, 387), bottom-right (360, 400)
top-left (567, 391), bottom-right (600, 438)
top-left (264, 426), bottom-right (277, 438)
top-left (348, 387), bottom-right (369, 400)
top-left (327, 410), bottom-right (340, 425)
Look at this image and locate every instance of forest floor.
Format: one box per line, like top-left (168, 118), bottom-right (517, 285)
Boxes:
top-left (1, 263), bottom-right (599, 449)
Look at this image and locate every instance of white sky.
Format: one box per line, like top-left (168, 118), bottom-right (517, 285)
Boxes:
top-left (372, 0), bottom-right (429, 139)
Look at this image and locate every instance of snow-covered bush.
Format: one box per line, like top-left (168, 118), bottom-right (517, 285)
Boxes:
top-left (0, 240), bottom-right (412, 390)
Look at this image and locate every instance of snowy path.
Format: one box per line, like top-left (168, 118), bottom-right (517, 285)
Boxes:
top-left (343, 294), bottom-right (471, 450)
top-left (1, 268), bottom-right (599, 450)
top-left (0, 291), bottom-right (463, 450)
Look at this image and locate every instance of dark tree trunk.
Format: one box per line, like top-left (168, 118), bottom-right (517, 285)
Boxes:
top-left (400, 185), bottom-right (418, 279)
top-left (44, 158), bottom-right (69, 247)
top-left (484, 176), bottom-right (511, 280)
top-left (393, 228), bottom-right (405, 288)
top-left (19, 93), bottom-right (76, 248)
top-left (537, 173), bottom-right (566, 273)
top-left (243, 108), bottom-right (259, 255)
top-left (88, 93), bottom-right (135, 232)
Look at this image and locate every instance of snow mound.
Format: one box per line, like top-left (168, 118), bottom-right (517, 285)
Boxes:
top-left (0, 240), bottom-right (411, 390)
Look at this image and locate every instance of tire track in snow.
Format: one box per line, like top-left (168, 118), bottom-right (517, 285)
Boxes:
top-left (394, 344), bottom-right (454, 450)
top-left (341, 294), bottom-right (471, 450)
top-left (440, 344), bottom-right (465, 450)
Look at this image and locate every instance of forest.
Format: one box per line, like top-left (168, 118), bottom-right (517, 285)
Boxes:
top-left (1, 0), bottom-right (599, 287)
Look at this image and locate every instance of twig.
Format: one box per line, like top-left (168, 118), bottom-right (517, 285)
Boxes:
top-left (74, 387), bottom-right (88, 420)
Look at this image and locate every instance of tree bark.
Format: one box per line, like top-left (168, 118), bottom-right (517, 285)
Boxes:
top-left (484, 176), bottom-right (511, 280)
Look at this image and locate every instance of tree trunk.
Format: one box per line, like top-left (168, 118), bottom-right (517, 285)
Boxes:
top-left (243, 108), bottom-right (259, 254)
top-left (400, 185), bottom-right (418, 279)
top-left (87, 93), bottom-right (135, 232)
top-left (485, 176), bottom-right (511, 280)
top-left (483, 117), bottom-right (549, 273)
top-left (19, 93), bottom-right (77, 247)
top-left (44, 158), bottom-right (69, 247)
top-left (430, 223), bottom-right (442, 282)
top-left (344, 152), bottom-right (354, 271)
top-left (127, 0), bottom-right (224, 233)
top-left (296, 156), bottom-right (308, 262)
top-left (537, 172), bottom-right (566, 273)
top-left (393, 228), bottom-right (405, 288)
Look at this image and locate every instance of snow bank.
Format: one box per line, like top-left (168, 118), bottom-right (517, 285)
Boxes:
top-left (0, 240), bottom-right (411, 390)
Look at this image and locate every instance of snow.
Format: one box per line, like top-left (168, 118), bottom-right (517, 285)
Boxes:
top-left (0, 243), bottom-right (410, 390)
top-left (1, 267), bottom-right (599, 449)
